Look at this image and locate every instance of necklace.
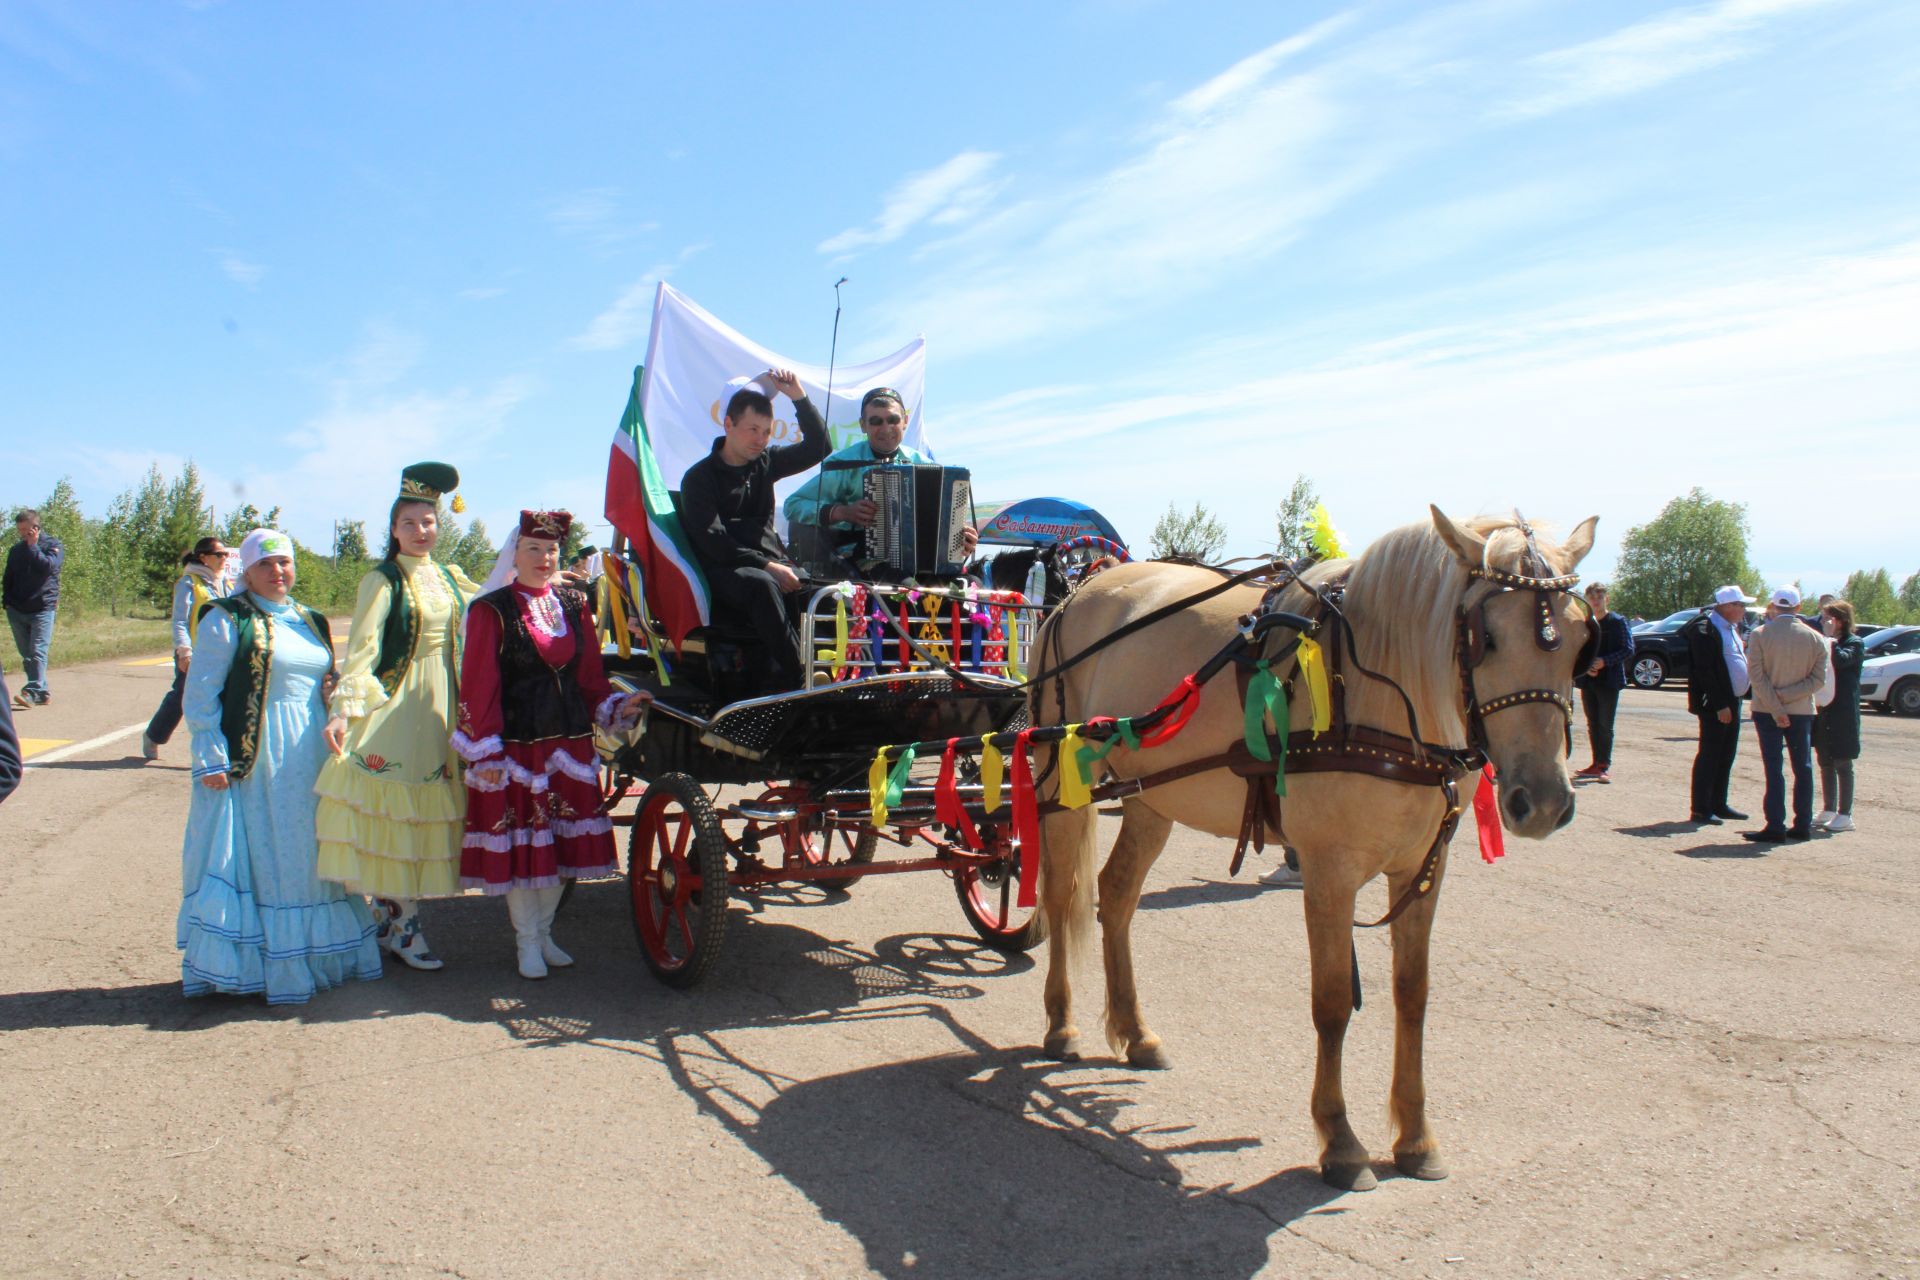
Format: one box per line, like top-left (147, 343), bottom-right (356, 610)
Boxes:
top-left (526, 589), bottom-right (567, 640)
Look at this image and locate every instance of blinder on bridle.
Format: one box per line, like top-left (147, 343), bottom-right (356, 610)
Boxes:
top-left (1454, 517), bottom-right (1600, 756)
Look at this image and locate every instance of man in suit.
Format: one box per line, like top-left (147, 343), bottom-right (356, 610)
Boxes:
top-left (1682, 585), bottom-right (1753, 824)
top-left (1742, 585), bottom-right (1831, 843)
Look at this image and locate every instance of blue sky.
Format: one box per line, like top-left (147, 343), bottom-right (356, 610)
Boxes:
top-left (3, 0), bottom-right (1916, 592)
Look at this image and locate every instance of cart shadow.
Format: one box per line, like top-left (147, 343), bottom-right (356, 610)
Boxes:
top-left (657, 1008), bottom-right (1339, 1279)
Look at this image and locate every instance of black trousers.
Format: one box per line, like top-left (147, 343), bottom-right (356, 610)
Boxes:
top-left (1690, 711), bottom-right (1741, 816)
top-left (1579, 684), bottom-right (1619, 768)
top-left (709, 564), bottom-right (805, 689)
top-left (146, 661), bottom-right (188, 744)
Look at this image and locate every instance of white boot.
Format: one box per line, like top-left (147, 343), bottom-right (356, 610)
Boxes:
top-left (1812, 809), bottom-right (1836, 828)
top-left (504, 888), bottom-right (547, 979)
top-left (378, 897), bottom-right (444, 971)
top-left (1825, 813), bottom-right (1854, 832)
top-left (535, 883), bottom-right (573, 967)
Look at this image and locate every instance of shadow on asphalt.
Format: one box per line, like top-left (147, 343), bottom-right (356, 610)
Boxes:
top-left (1615, 821), bottom-right (1710, 838)
top-left (0, 881), bottom-right (1346, 1273)
top-left (1677, 842), bottom-right (1771, 859)
top-left (25, 753), bottom-right (158, 771)
top-left (1137, 877), bottom-right (1272, 911)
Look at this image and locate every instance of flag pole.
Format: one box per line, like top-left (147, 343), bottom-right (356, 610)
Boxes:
top-left (821, 277), bottom-right (848, 438)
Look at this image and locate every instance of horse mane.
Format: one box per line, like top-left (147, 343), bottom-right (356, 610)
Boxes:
top-left (1325, 513), bottom-right (1578, 749)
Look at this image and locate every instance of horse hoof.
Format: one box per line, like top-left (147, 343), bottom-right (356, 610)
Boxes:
top-left (1126, 1042), bottom-right (1172, 1070)
top-left (1394, 1150), bottom-right (1450, 1181)
top-left (1043, 1034), bottom-right (1083, 1062)
top-left (1321, 1161), bottom-right (1378, 1192)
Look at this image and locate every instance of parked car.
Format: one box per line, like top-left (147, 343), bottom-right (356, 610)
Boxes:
top-left (1857, 625), bottom-right (1920, 715)
top-left (1627, 605), bottom-right (1775, 690)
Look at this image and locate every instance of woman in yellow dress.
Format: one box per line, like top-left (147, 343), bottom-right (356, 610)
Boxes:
top-left (314, 463), bottom-right (480, 969)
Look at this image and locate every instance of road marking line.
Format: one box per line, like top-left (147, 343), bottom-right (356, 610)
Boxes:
top-left (19, 738), bottom-right (73, 759)
top-left (124, 656), bottom-right (176, 667)
top-left (22, 721), bottom-right (147, 768)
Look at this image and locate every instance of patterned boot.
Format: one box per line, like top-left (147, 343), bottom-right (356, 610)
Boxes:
top-left (379, 898), bottom-right (444, 971)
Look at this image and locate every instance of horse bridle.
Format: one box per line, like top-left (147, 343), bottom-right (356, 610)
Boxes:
top-left (1454, 518), bottom-right (1599, 758)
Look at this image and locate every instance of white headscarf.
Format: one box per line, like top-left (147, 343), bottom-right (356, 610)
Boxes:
top-left (479, 530), bottom-right (521, 596)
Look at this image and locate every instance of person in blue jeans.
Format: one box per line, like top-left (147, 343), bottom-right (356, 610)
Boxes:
top-left (1742, 586), bottom-right (1830, 843)
top-left (3, 508), bottom-right (63, 710)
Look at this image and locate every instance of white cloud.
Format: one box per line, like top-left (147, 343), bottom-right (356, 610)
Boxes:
top-left (546, 187), bottom-right (658, 248)
top-left (571, 243), bottom-right (706, 351)
top-left (218, 252), bottom-right (265, 288)
top-left (1498, 0), bottom-right (1844, 120)
top-left (459, 285), bottom-right (507, 301)
top-left (818, 150), bottom-right (1003, 256)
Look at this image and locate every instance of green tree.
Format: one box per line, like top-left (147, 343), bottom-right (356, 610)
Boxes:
top-left (333, 519), bottom-right (369, 564)
top-left (218, 503), bottom-right (283, 547)
top-left (145, 461), bottom-right (212, 603)
top-left (443, 518), bottom-right (497, 580)
top-left (1274, 474), bottom-right (1319, 561)
top-left (1898, 571), bottom-right (1920, 619)
top-left (1838, 568), bottom-right (1899, 625)
top-left (1611, 488), bottom-right (1763, 620)
top-left (1148, 501), bottom-right (1227, 562)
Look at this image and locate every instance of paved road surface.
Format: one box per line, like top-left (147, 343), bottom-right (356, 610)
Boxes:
top-left (3, 656), bottom-right (1916, 1278)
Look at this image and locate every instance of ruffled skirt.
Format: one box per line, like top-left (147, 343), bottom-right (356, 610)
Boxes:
top-left (459, 737), bottom-right (618, 893)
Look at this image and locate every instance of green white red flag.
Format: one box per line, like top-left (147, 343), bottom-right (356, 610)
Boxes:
top-left (605, 364), bottom-right (709, 652)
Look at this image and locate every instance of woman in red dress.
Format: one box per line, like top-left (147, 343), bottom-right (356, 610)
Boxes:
top-left (454, 510), bottom-right (648, 978)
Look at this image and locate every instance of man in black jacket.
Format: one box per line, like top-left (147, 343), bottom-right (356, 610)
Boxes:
top-left (1682, 585), bottom-right (1753, 824)
top-left (679, 369), bottom-right (830, 690)
top-left (1573, 583), bottom-right (1634, 783)
top-left (4, 508), bottom-right (64, 709)
top-left (0, 671), bottom-right (21, 803)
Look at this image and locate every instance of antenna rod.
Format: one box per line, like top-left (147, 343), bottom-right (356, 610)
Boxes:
top-left (821, 277), bottom-right (848, 439)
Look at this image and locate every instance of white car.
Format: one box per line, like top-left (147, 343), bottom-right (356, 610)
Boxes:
top-left (1857, 625), bottom-right (1920, 716)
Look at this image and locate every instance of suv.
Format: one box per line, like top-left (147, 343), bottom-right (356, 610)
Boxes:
top-left (1858, 625), bottom-right (1920, 715)
top-left (1628, 606), bottom-right (1768, 690)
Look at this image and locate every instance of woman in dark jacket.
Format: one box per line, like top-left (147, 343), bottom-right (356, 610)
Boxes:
top-left (1574, 583), bottom-right (1634, 783)
top-left (1814, 599), bottom-right (1864, 832)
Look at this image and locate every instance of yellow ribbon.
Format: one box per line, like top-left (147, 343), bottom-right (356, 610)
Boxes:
top-left (1297, 636), bottom-right (1332, 735)
top-left (981, 742), bottom-right (1005, 813)
top-left (918, 597), bottom-right (948, 662)
top-left (1004, 608), bottom-right (1024, 681)
top-left (1058, 724), bottom-right (1092, 809)
top-left (868, 750), bottom-right (891, 828)
top-left (833, 592), bottom-right (850, 670)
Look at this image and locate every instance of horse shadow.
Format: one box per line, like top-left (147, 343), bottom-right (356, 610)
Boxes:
top-left (1137, 877), bottom-right (1273, 911)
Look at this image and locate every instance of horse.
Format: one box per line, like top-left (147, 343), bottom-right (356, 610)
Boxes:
top-left (1029, 507), bottom-right (1598, 1190)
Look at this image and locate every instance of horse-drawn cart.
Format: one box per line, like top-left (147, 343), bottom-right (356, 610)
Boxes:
top-left (592, 581), bottom-right (1051, 987)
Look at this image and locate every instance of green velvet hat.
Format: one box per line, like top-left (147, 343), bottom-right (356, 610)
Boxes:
top-left (398, 462), bottom-right (462, 511)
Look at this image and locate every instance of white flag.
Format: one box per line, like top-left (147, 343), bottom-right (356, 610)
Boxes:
top-left (638, 282), bottom-right (931, 510)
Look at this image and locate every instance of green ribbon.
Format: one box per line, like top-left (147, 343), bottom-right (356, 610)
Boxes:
top-left (1075, 717), bottom-right (1140, 781)
top-left (1242, 660), bottom-right (1288, 797)
top-left (884, 745), bottom-right (919, 809)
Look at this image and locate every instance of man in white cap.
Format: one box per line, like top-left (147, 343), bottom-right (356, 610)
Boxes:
top-left (1681, 585), bottom-right (1754, 824)
top-left (1741, 585), bottom-right (1830, 843)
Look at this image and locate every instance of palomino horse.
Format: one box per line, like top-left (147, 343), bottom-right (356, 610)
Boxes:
top-left (1031, 508), bottom-right (1598, 1190)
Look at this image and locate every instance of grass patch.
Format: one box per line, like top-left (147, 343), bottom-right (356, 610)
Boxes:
top-left (39, 611), bottom-right (174, 669)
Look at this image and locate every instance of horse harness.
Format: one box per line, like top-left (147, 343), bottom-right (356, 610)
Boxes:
top-left (1077, 525), bottom-right (1596, 929)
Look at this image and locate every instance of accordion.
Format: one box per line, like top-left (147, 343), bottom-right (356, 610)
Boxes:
top-left (861, 464), bottom-right (973, 579)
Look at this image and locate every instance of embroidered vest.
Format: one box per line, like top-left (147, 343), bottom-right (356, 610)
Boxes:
top-left (371, 559), bottom-right (466, 696)
top-left (474, 585), bottom-right (593, 743)
top-left (209, 595), bottom-right (334, 780)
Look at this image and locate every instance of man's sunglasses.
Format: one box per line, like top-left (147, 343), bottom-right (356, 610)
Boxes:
top-left (864, 413), bottom-right (904, 427)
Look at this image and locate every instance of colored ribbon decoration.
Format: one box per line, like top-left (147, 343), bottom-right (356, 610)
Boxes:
top-left (1138, 675), bottom-right (1200, 748)
top-left (981, 741), bottom-right (1005, 813)
top-left (1474, 763), bottom-right (1505, 864)
top-left (1296, 636), bottom-right (1332, 735)
top-left (868, 749), bottom-right (891, 828)
top-left (1012, 729), bottom-right (1041, 907)
top-left (1057, 724), bottom-right (1092, 810)
top-left (884, 744), bottom-right (918, 810)
top-left (1004, 607), bottom-right (1024, 681)
top-left (1241, 660), bottom-right (1289, 797)
top-left (1075, 715), bottom-right (1140, 783)
top-left (934, 741), bottom-right (981, 847)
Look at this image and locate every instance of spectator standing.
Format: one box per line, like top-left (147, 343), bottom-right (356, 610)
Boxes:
top-left (1814, 599), bottom-right (1864, 833)
top-left (1682, 586), bottom-right (1753, 824)
top-left (1573, 582), bottom-right (1634, 783)
top-left (3, 508), bottom-right (64, 709)
top-left (0, 671), bottom-right (20, 803)
top-left (1742, 586), bottom-right (1830, 843)
top-left (142, 536), bottom-right (229, 760)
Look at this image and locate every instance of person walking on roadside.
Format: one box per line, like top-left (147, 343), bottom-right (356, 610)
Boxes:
top-left (3, 508), bottom-right (64, 710)
top-left (1813, 598), bottom-right (1865, 833)
top-left (142, 537), bottom-right (230, 761)
top-left (1573, 582), bottom-right (1634, 784)
top-left (1683, 585), bottom-right (1753, 824)
top-left (1741, 586), bottom-right (1830, 844)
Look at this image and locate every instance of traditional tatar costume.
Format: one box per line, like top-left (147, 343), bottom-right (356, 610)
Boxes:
top-left (314, 463), bottom-right (480, 970)
top-left (455, 509), bottom-right (640, 978)
top-left (176, 529), bottom-right (382, 1004)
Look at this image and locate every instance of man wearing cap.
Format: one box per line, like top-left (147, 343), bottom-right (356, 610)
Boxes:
top-left (1682, 586), bottom-right (1754, 824)
top-left (1742, 586), bottom-right (1830, 843)
top-left (781, 386), bottom-right (977, 570)
top-left (680, 368), bottom-right (830, 690)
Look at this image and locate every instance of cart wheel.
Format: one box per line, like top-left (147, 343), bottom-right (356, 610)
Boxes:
top-left (628, 772), bottom-right (731, 987)
top-left (755, 785), bottom-right (876, 891)
top-left (954, 834), bottom-right (1047, 953)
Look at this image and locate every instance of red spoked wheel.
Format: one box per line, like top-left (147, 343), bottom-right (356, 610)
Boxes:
top-left (755, 785), bottom-right (877, 891)
top-left (628, 772), bottom-right (731, 988)
top-left (954, 824), bottom-right (1047, 953)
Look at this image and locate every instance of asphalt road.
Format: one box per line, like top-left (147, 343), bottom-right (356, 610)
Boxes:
top-left (2, 656), bottom-right (1916, 1279)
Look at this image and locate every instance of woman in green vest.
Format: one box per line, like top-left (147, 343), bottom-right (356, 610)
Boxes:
top-left (177, 529), bottom-right (382, 1003)
top-left (314, 463), bottom-right (481, 969)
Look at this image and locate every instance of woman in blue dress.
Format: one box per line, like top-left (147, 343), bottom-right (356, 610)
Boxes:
top-left (176, 529), bottom-right (383, 1004)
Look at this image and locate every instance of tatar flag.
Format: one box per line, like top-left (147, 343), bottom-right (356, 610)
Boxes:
top-left (605, 365), bottom-right (709, 651)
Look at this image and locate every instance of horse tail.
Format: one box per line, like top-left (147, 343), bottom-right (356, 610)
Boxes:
top-left (1030, 597), bottom-right (1099, 991)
